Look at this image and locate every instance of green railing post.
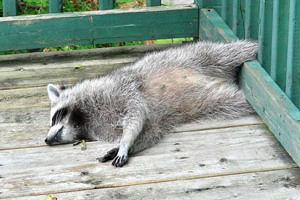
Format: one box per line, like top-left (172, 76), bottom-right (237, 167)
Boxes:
top-left (49, 0), bottom-right (63, 13)
top-left (146, 0), bottom-right (161, 7)
top-left (270, 0), bottom-right (279, 81)
top-left (221, 0), bottom-right (227, 22)
top-left (276, 0), bottom-right (289, 91)
top-left (194, 0), bottom-right (203, 42)
top-left (99, 0), bottom-right (114, 10)
top-left (286, 0), bottom-right (300, 107)
top-left (257, 0), bottom-right (265, 64)
top-left (244, 0), bottom-right (251, 40)
top-left (3, 0), bottom-right (17, 17)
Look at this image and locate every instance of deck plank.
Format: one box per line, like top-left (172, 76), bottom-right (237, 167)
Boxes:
top-left (0, 61), bottom-right (126, 90)
top-left (9, 168), bottom-right (300, 200)
top-left (0, 104), bottom-right (262, 150)
top-left (0, 44), bottom-right (173, 90)
top-left (0, 125), bottom-right (297, 198)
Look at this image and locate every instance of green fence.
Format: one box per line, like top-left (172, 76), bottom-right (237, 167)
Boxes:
top-left (197, 0), bottom-right (300, 167)
top-left (200, 0), bottom-right (300, 109)
top-left (1, 0), bottom-right (300, 166)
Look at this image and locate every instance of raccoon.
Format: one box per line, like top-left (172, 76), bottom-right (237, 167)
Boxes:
top-left (45, 41), bottom-right (257, 167)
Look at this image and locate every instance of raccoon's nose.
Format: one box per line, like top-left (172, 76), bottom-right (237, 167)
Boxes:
top-left (45, 138), bottom-right (49, 144)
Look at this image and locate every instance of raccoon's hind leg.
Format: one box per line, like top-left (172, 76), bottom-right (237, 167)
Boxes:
top-left (128, 123), bottom-right (168, 155)
top-left (196, 41), bottom-right (257, 79)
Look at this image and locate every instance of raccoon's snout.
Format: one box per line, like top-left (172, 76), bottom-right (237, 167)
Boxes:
top-left (45, 126), bottom-right (64, 146)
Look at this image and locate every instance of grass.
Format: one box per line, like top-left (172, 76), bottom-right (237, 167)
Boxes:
top-left (0, 0), bottom-right (194, 55)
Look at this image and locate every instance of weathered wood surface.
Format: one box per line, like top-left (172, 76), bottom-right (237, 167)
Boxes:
top-left (0, 5), bottom-right (198, 51)
top-left (241, 61), bottom-right (300, 171)
top-left (0, 44), bottom-right (174, 90)
top-left (0, 44), bottom-right (299, 199)
top-left (176, 115), bottom-right (263, 132)
top-left (10, 169), bottom-right (300, 200)
top-left (0, 43), bottom-right (173, 64)
top-left (0, 125), bottom-right (297, 199)
top-left (0, 104), bottom-right (263, 150)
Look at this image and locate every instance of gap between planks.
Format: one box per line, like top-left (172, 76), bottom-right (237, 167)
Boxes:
top-left (0, 44), bottom-right (176, 91)
top-left (174, 122), bottom-right (264, 133)
top-left (9, 168), bottom-right (300, 200)
top-left (1, 122), bottom-right (296, 198)
top-left (0, 123), bottom-right (264, 151)
top-left (6, 165), bottom-right (299, 199)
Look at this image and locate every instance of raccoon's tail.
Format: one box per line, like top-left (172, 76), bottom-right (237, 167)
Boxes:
top-left (195, 40), bottom-right (258, 79)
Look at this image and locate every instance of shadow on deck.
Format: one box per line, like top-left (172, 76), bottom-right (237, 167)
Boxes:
top-left (0, 45), bottom-right (300, 199)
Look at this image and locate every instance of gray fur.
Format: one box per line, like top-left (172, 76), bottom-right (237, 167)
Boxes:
top-left (46, 41), bottom-right (257, 167)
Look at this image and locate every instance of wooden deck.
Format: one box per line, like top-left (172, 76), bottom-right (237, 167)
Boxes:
top-left (0, 44), bottom-right (300, 200)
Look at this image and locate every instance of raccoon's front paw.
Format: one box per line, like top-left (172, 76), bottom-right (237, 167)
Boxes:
top-left (97, 147), bottom-right (119, 163)
top-left (112, 153), bottom-right (128, 167)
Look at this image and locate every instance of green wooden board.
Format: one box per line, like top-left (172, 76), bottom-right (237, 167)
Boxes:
top-left (199, 8), bottom-right (300, 167)
top-left (201, 0), bottom-right (222, 14)
top-left (286, 0), bottom-right (300, 108)
top-left (0, 5), bottom-right (198, 51)
top-left (49, 0), bottom-right (63, 13)
top-left (3, 0), bottom-right (16, 17)
top-left (99, 0), bottom-right (114, 10)
top-left (146, 0), bottom-right (161, 7)
top-left (199, 9), bottom-right (237, 42)
top-left (276, 0), bottom-right (289, 91)
top-left (249, 0), bottom-right (260, 40)
top-left (257, 0), bottom-right (273, 74)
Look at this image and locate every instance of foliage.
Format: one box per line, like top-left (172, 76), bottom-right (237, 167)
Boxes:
top-left (17, 0), bottom-right (49, 15)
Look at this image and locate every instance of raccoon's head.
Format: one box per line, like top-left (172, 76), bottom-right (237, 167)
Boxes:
top-left (45, 84), bottom-right (87, 146)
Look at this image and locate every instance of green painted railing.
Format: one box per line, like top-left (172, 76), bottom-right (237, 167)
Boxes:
top-left (201, 0), bottom-right (300, 109)
top-left (198, 6), bottom-right (300, 168)
top-left (196, 0), bottom-right (300, 167)
top-left (0, 0), bottom-right (197, 51)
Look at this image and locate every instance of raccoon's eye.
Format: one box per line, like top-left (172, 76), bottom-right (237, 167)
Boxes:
top-left (51, 107), bottom-right (68, 126)
top-left (70, 107), bottom-right (85, 127)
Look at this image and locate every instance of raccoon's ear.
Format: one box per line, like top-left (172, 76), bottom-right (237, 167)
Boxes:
top-left (47, 84), bottom-right (61, 102)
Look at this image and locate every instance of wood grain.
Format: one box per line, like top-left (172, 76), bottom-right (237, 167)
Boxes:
top-left (9, 169), bottom-right (300, 200)
top-left (0, 125), bottom-right (296, 198)
top-left (0, 102), bottom-right (262, 150)
top-left (0, 44), bottom-right (174, 90)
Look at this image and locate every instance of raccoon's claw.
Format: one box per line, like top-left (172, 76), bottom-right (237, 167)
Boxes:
top-left (112, 155), bottom-right (128, 167)
top-left (97, 147), bottom-right (119, 163)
